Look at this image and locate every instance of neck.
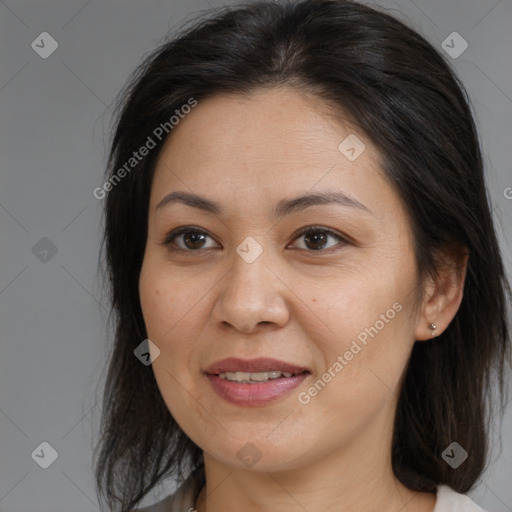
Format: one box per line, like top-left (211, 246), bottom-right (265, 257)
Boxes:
top-left (194, 411), bottom-right (436, 512)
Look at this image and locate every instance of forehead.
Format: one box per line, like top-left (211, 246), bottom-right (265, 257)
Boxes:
top-left (156, 87), bottom-right (372, 164)
top-left (149, 86), bottom-right (393, 219)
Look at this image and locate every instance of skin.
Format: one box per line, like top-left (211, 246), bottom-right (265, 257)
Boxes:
top-left (139, 86), bottom-right (467, 512)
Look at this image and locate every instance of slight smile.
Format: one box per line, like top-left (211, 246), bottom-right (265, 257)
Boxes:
top-left (205, 357), bottom-right (311, 406)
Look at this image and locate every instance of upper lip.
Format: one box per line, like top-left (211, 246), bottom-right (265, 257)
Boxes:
top-left (205, 357), bottom-right (308, 375)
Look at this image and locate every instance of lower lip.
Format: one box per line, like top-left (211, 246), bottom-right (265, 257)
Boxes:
top-left (206, 373), bottom-right (309, 406)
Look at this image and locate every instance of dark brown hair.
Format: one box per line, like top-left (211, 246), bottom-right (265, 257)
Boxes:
top-left (93, 1), bottom-right (511, 510)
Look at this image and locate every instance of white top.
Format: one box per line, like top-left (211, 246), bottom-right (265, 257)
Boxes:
top-left (139, 468), bottom-right (486, 511)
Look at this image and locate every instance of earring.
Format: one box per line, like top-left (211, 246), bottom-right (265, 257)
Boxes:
top-left (429, 322), bottom-right (437, 337)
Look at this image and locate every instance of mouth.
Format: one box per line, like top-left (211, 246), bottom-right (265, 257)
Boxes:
top-left (205, 357), bottom-right (309, 375)
top-left (217, 369), bottom-right (307, 383)
top-left (205, 357), bottom-right (310, 406)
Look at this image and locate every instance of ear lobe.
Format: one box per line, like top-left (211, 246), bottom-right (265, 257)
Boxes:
top-left (414, 246), bottom-right (469, 341)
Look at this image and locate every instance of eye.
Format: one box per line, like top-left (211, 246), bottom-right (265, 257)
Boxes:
top-left (161, 226), bottom-right (219, 252)
top-left (161, 225), bottom-right (348, 253)
top-left (289, 226), bottom-right (348, 252)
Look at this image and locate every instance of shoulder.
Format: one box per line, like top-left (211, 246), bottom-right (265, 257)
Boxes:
top-left (137, 467), bottom-right (204, 512)
top-left (434, 484), bottom-right (486, 512)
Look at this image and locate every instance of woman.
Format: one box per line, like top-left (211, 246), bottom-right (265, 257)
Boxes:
top-left (93, 1), bottom-right (511, 511)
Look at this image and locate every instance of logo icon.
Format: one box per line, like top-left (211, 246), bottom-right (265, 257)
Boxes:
top-left (236, 442), bottom-right (262, 468)
top-left (32, 237), bottom-right (58, 262)
top-left (441, 32), bottom-right (468, 59)
top-left (236, 237), bottom-right (263, 263)
top-left (134, 339), bottom-right (161, 365)
top-left (31, 441), bottom-right (59, 469)
top-left (441, 442), bottom-right (468, 468)
top-left (338, 134), bottom-right (366, 161)
top-left (31, 32), bottom-right (59, 59)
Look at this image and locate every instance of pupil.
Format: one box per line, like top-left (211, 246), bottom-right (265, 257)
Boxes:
top-left (185, 232), bottom-right (205, 249)
top-left (305, 231), bottom-right (326, 250)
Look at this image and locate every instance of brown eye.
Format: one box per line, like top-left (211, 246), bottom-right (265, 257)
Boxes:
top-left (291, 227), bottom-right (347, 252)
top-left (162, 227), bottom-right (218, 252)
top-left (180, 232), bottom-right (208, 250)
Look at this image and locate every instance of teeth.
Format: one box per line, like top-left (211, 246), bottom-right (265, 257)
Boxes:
top-left (218, 370), bottom-right (295, 383)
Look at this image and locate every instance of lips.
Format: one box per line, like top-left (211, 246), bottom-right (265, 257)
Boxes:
top-left (205, 357), bottom-right (310, 406)
top-left (205, 357), bottom-right (308, 375)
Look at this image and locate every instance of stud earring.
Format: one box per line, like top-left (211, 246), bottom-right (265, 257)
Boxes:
top-left (429, 322), bottom-right (437, 337)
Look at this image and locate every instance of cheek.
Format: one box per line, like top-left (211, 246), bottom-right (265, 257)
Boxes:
top-left (299, 268), bottom-right (404, 338)
top-left (139, 265), bottom-right (205, 423)
top-left (139, 262), bottom-right (193, 340)
top-left (298, 260), bottom-right (415, 382)
top-left (139, 261), bottom-right (212, 383)
top-left (139, 274), bottom-right (169, 341)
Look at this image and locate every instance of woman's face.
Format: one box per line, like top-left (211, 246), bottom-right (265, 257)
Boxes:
top-left (139, 86), bottom-right (426, 473)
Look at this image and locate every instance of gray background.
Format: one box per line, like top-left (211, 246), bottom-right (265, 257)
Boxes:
top-left (1, 0), bottom-right (511, 510)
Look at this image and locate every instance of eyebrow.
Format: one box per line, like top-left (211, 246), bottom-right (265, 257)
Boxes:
top-left (155, 190), bottom-right (371, 217)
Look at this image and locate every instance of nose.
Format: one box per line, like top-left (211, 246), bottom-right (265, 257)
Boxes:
top-left (211, 252), bottom-right (290, 334)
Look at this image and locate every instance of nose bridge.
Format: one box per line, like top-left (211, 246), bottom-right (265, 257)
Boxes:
top-left (212, 239), bottom-right (289, 332)
top-left (231, 242), bottom-right (268, 290)
top-left (227, 240), bottom-right (273, 305)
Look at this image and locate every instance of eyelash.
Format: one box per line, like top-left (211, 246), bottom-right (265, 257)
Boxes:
top-left (160, 225), bottom-right (349, 254)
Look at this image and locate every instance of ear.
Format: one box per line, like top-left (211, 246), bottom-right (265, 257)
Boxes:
top-left (414, 244), bottom-right (469, 341)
